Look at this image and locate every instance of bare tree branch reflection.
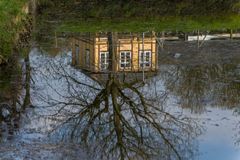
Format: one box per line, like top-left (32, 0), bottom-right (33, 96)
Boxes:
top-left (0, 51), bottom-right (32, 142)
top-left (34, 54), bottom-right (201, 160)
top-left (160, 63), bottom-right (240, 113)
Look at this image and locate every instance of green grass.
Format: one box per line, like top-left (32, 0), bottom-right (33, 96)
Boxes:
top-left (57, 14), bottom-right (240, 33)
top-left (0, 0), bottom-right (28, 57)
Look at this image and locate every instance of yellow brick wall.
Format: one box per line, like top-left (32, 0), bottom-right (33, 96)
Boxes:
top-left (72, 38), bottom-right (94, 71)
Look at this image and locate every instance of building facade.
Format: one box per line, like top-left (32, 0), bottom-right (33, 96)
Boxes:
top-left (71, 33), bottom-right (158, 73)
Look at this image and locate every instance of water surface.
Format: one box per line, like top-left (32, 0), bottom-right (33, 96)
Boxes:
top-left (0, 33), bottom-right (240, 160)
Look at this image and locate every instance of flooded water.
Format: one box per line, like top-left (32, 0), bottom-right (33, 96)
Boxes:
top-left (1, 31), bottom-right (240, 160)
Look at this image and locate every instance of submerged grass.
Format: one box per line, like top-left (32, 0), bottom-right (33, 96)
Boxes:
top-left (57, 14), bottom-right (240, 33)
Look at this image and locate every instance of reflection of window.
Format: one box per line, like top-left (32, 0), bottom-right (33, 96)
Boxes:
top-left (100, 52), bottom-right (109, 71)
top-left (139, 51), bottom-right (151, 68)
top-left (120, 51), bottom-right (131, 69)
top-left (75, 45), bottom-right (80, 64)
top-left (85, 49), bottom-right (90, 68)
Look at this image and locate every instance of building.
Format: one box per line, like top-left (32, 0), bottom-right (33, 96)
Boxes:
top-left (71, 33), bottom-right (158, 73)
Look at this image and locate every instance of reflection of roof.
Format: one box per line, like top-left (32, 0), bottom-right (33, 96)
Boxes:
top-left (72, 32), bottom-right (156, 40)
top-left (84, 72), bottom-right (157, 85)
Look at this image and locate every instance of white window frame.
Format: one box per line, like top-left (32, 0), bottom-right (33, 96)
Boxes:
top-left (119, 51), bottom-right (131, 69)
top-left (139, 50), bottom-right (152, 69)
top-left (100, 51), bottom-right (109, 71)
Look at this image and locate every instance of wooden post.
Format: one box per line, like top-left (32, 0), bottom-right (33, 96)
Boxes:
top-left (184, 32), bottom-right (188, 41)
top-left (230, 29), bottom-right (233, 39)
top-left (199, 31), bottom-right (209, 48)
top-left (161, 31), bottom-right (165, 50)
top-left (197, 30), bottom-right (200, 49)
top-left (142, 32), bottom-right (145, 82)
top-left (55, 31), bottom-right (58, 48)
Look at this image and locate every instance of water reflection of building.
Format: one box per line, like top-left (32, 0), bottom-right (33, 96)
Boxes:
top-left (71, 33), bottom-right (158, 73)
top-left (89, 72), bottom-right (157, 85)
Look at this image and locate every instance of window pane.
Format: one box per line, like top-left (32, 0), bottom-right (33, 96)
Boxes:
top-left (100, 52), bottom-right (109, 70)
top-left (120, 51), bottom-right (132, 68)
top-left (146, 56), bottom-right (149, 61)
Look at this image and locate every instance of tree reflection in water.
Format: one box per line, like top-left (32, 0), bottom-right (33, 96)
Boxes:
top-left (158, 62), bottom-right (240, 149)
top-left (0, 51), bottom-right (32, 142)
top-left (36, 56), bottom-right (201, 160)
top-left (160, 63), bottom-right (240, 113)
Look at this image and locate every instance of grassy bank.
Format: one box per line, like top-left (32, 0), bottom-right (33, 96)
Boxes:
top-left (35, 0), bottom-right (240, 34)
top-left (56, 15), bottom-right (240, 33)
top-left (38, 0), bottom-right (240, 18)
top-left (0, 0), bottom-right (28, 58)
